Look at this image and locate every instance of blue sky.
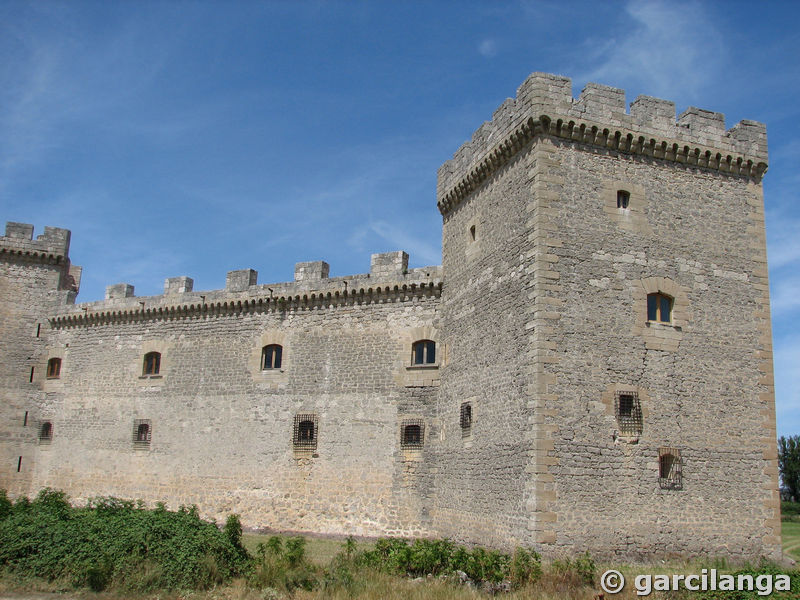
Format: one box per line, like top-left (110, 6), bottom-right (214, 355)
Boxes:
top-left (1, 1), bottom-right (798, 436)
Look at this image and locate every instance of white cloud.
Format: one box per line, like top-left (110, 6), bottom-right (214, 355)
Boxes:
top-left (774, 337), bottom-right (800, 437)
top-left (478, 39), bottom-right (497, 58)
top-left (577, 0), bottom-right (724, 99)
top-left (368, 220), bottom-right (441, 266)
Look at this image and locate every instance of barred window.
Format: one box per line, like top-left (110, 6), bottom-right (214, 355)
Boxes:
top-left (133, 419), bottom-right (152, 449)
top-left (46, 358), bottom-right (61, 379)
top-left (143, 352), bottom-right (161, 376)
top-left (401, 419), bottom-right (424, 448)
top-left (293, 414), bottom-right (318, 450)
top-left (39, 421), bottom-right (53, 444)
top-left (261, 344), bottom-right (283, 370)
top-left (460, 403), bottom-right (472, 437)
top-left (647, 293), bottom-right (673, 324)
top-left (658, 447), bottom-right (682, 490)
top-left (412, 340), bottom-right (436, 365)
top-left (615, 391), bottom-right (642, 436)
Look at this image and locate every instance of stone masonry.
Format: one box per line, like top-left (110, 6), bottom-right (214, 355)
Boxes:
top-left (0, 71), bottom-right (780, 560)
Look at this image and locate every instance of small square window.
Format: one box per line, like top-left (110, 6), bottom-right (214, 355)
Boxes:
top-left (647, 293), bottom-right (673, 324)
top-left (133, 419), bottom-right (152, 449)
top-left (615, 391), bottom-right (642, 436)
top-left (46, 358), bottom-right (61, 379)
top-left (401, 418), bottom-right (424, 448)
top-left (293, 414), bottom-right (318, 451)
top-left (38, 421), bottom-right (53, 444)
top-left (658, 447), bottom-right (682, 490)
top-left (143, 352), bottom-right (161, 376)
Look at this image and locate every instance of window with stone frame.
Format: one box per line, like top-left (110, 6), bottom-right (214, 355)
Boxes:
top-left (46, 357), bottom-right (61, 379)
top-left (617, 189), bottom-right (630, 209)
top-left (647, 292), bottom-right (673, 324)
top-left (401, 419), bottom-right (424, 448)
top-left (142, 352), bottom-right (161, 376)
top-left (411, 340), bottom-right (436, 365)
top-left (293, 414), bottom-right (318, 450)
top-left (615, 391), bottom-right (642, 436)
top-left (261, 344), bottom-right (283, 370)
top-left (658, 447), bottom-right (682, 490)
top-left (133, 419), bottom-right (152, 449)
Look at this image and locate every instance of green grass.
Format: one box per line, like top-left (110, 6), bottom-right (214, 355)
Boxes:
top-left (783, 520), bottom-right (800, 561)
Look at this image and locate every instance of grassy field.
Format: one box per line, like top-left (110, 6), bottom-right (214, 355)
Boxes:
top-left (783, 520), bottom-right (800, 561)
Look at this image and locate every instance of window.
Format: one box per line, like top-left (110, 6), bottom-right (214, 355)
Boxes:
top-left (401, 419), bottom-right (424, 448)
top-left (293, 414), bottom-right (318, 450)
top-left (261, 344), bottom-right (283, 370)
top-left (469, 224), bottom-right (477, 241)
top-left (39, 421), bottom-right (53, 443)
top-left (143, 352), bottom-right (161, 376)
top-left (617, 189), bottom-right (630, 209)
top-left (46, 358), bottom-right (61, 379)
top-left (412, 340), bottom-right (436, 365)
top-left (460, 402), bottom-right (472, 437)
top-left (647, 293), bottom-right (673, 324)
top-left (133, 419), bottom-right (151, 448)
top-left (615, 391), bottom-right (642, 436)
top-left (658, 447), bottom-right (682, 489)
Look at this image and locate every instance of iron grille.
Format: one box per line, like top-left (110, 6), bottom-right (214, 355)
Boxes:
top-left (293, 413), bottom-right (318, 450)
top-left (38, 421), bottom-right (53, 444)
top-left (615, 391), bottom-right (643, 436)
top-left (401, 418), bottom-right (424, 448)
top-left (132, 419), bottom-right (152, 449)
top-left (460, 403), bottom-right (472, 437)
top-left (658, 447), bottom-right (682, 490)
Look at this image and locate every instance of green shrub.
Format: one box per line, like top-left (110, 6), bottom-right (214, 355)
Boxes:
top-left (509, 547), bottom-right (542, 587)
top-left (248, 535), bottom-right (317, 592)
top-left (551, 551), bottom-right (595, 587)
top-left (0, 488), bottom-right (248, 591)
top-left (0, 490), bottom-right (12, 521)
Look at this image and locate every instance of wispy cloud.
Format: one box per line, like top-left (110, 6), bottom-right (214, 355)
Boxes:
top-left (576, 0), bottom-right (724, 99)
top-left (478, 39), bottom-right (497, 58)
top-left (367, 221), bottom-right (441, 266)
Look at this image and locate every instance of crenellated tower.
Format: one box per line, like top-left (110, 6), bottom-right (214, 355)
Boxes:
top-left (0, 222), bottom-right (80, 494)
top-left (434, 72), bottom-right (778, 559)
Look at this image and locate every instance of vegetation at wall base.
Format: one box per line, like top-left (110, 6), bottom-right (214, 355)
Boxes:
top-left (0, 488), bottom-right (247, 591)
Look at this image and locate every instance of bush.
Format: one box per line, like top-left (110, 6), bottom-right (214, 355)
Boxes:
top-left (248, 536), bottom-right (317, 592)
top-left (509, 547), bottom-right (542, 587)
top-left (551, 551), bottom-right (596, 587)
top-left (0, 488), bottom-right (248, 591)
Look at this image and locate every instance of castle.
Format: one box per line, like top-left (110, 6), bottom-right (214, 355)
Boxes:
top-left (0, 72), bottom-right (781, 560)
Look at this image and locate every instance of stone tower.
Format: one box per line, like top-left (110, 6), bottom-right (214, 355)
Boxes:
top-left (434, 73), bottom-right (779, 558)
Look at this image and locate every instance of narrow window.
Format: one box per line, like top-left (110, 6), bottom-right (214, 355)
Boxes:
top-left (23, 411), bottom-right (28, 426)
top-left (411, 340), bottom-right (436, 365)
top-left (17, 456), bottom-right (22, 472)
top-left (143, 352), bottom-right (161, 376)
top-left (617, 190), bottom-right (630, 209)
top-left (647, 293), bottom-right (673, 324)
top-left (469, 224), bottom-right (476, 241)
top-left (38, 421), bottom-right (53, 443)
top-left (36, 323), bottom-right (41, 337)
top-left (401, 419), bottom-right (424, 448)
top-left (615, 391), bottom-right (642, 436)
top-left (293, 414), bottom-right (318, 450)
top-left (460, 402), bottom-right (472, 437)
top-left (658, 447), bottom-right (682, 490)
top-left (29, 367), bottom-right (34, 383)
top-left (46, 358), bottom-right (61, 379)
top-left (133, 419), bottom-right (152, 448)
top-left (261, 344), bottom-right (283, 370)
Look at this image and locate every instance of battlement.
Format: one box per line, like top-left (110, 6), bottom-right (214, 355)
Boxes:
top-left (437, 72), bottom-right (768, 214)
top-left (51, 251), bottom-right (442, 328)
top-left (0, 222), bottom-right (72, 262)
